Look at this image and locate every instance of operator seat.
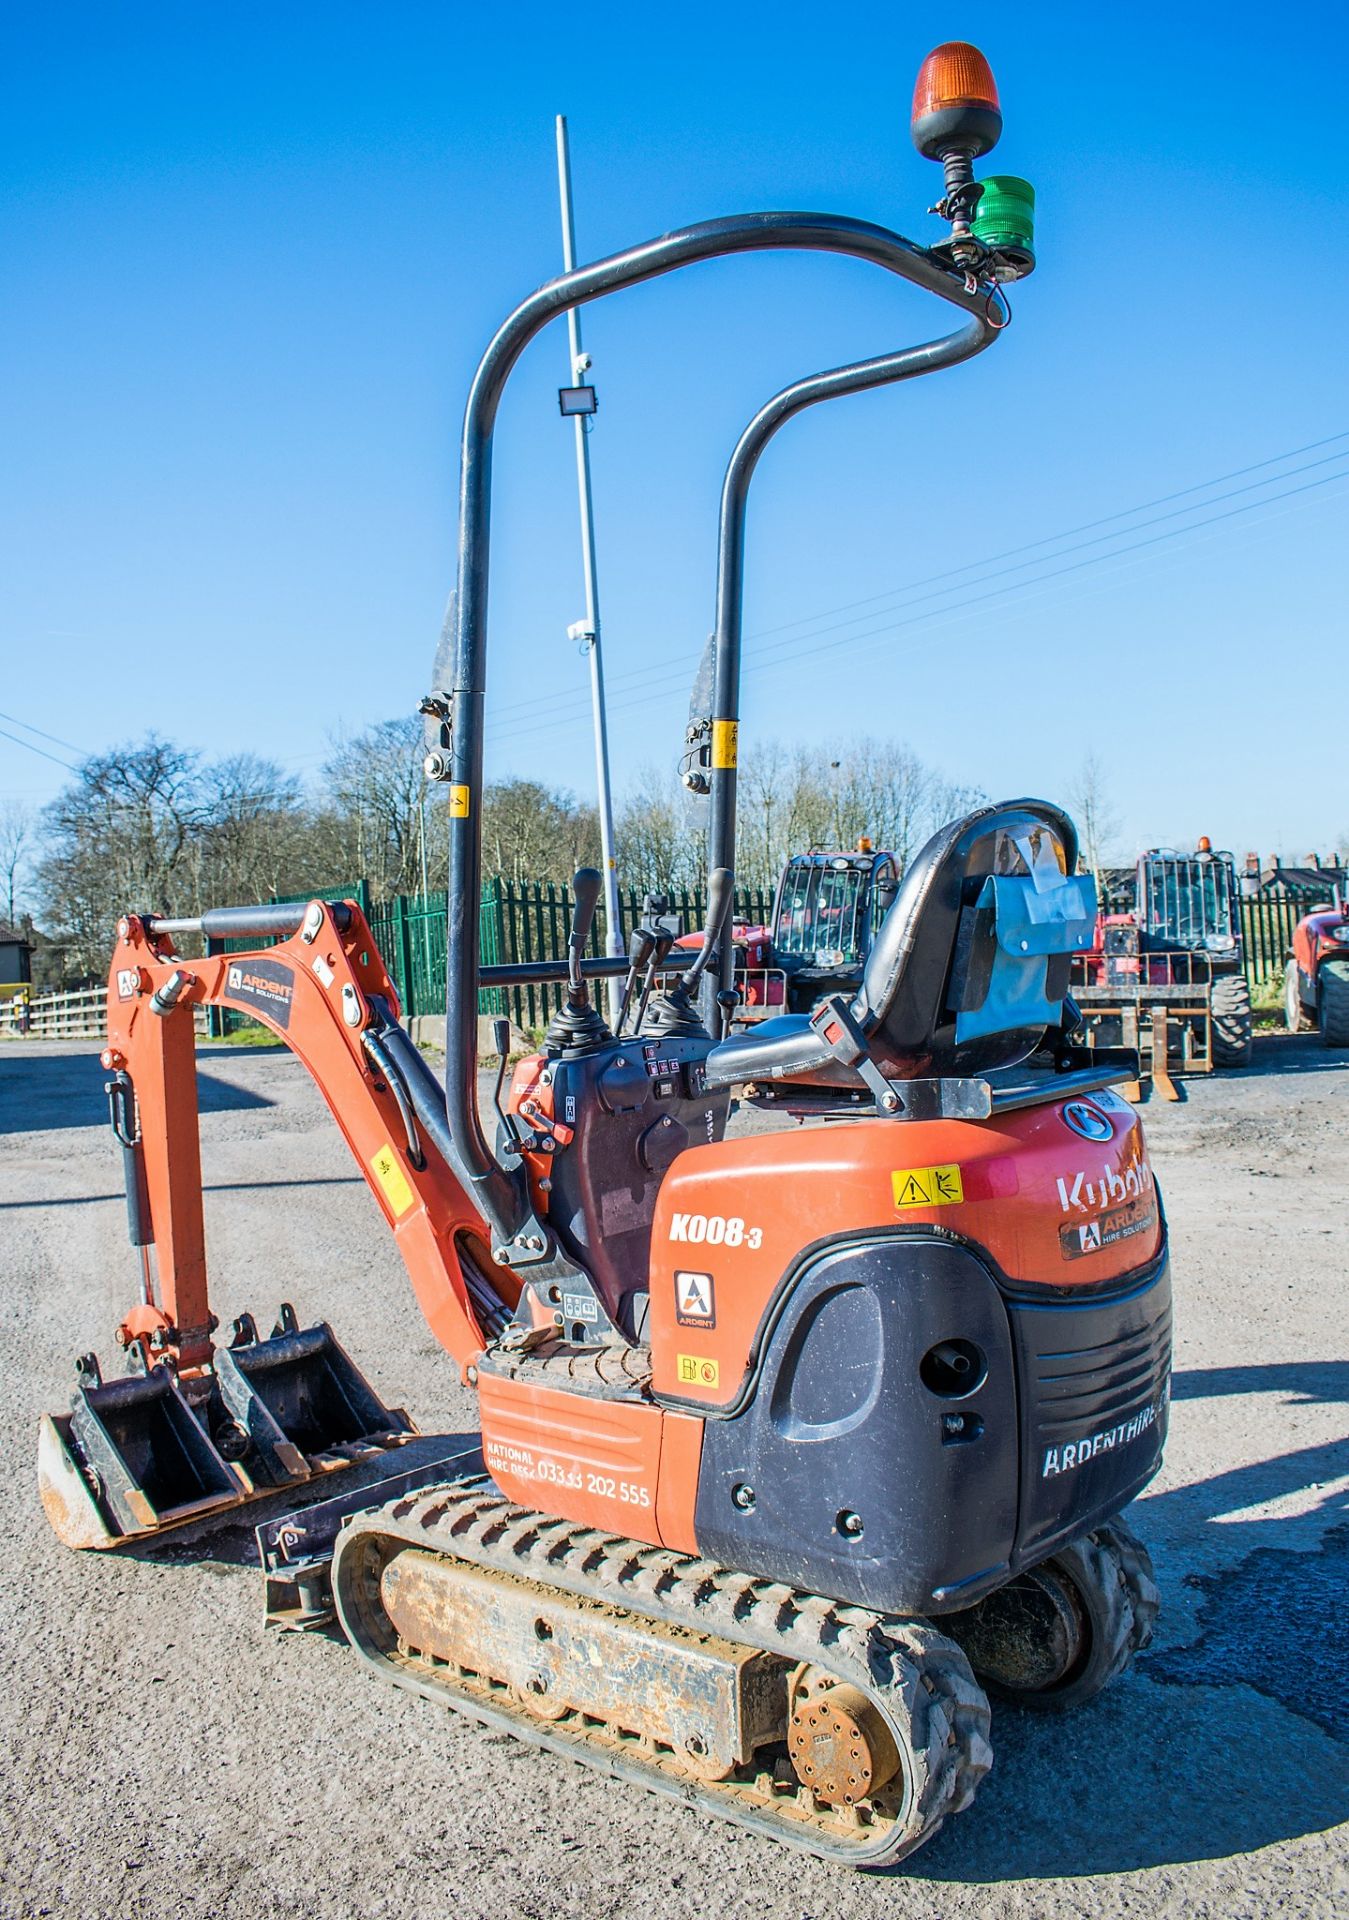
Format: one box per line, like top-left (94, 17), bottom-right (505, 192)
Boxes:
top-left (701, 800), bottom-right (1096, 1094)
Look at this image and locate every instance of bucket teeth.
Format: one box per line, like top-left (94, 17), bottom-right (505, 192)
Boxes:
top-left (40, 1311), bottom-right (417, 1550)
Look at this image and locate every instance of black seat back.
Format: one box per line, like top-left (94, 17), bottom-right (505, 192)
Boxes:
top-left (856, 798), bottom-right (1089, 1076)
top-left (700, 798), bottom-right (1095, 1093)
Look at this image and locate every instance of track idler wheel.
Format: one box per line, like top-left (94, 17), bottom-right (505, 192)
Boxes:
top-left (945, 1516), bottom-right (1159, 1712)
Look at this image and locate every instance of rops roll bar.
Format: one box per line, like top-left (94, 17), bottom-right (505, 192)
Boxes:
top-left (436, 211), bottom-right (1005, 1244)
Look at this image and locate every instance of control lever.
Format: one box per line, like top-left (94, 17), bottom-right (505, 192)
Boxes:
top-left (716, 987), bottom-right (740, 1040)
top-left (633, 926), bottom-right (675, 1033)
top-left (542, 868), bottom-right (612, 1056)
top-left (617, 926), bottom-right (656, 1035)
top-left (681, 866), bottom-right (734, 996)
top-left (490, 1017), bottom-right (526, 1151)
top-left (566, 867), bottom-right (603, 1005)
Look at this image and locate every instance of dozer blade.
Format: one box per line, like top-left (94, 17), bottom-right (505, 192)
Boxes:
top-left (40, 1307), bottom-right (416, 1551)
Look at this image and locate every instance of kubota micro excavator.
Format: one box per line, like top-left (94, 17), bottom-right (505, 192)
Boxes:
top-left (40, 44), bottom-right (1170, 1868)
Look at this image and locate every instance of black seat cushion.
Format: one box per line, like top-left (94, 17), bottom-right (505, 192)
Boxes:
top-left (704, 799), bottom-right (1082, 1093)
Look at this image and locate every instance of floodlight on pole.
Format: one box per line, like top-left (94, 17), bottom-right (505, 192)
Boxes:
top-left (555, 114), bottom-right (624, 1020)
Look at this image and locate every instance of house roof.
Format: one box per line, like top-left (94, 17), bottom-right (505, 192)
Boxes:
top-left (1261, 865), bottom-right (1345, 895)
top-left (0, 920), bottom-right (32, 948)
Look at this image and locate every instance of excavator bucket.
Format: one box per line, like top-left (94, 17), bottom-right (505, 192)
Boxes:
top-left (40, 1361), bottom-right (246, 1548)
top-left (214, 1307), bottom-right (413, 1482)
top-left (39, 1307), bottom-right (415, 1551)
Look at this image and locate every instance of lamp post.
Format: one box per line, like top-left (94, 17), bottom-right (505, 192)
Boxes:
top-left (555, 115), bottom-right (624, 1021)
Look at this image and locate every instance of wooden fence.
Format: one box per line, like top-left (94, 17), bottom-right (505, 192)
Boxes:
top-left (0, 985), bottom-right (108, 1040)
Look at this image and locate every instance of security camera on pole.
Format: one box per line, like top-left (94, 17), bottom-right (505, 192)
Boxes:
top-left (555, 115), bottom-right (624, 1023)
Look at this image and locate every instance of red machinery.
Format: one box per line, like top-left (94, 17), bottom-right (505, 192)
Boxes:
top-left (673, 842), bottom-right (899, 1023)
top-left (1070, 841), bottom-right (1253, 1097)
top-left (1284, 885), bottom-right (1349, 1043)
top-left (41, 44), bottom-right (1169, 1870)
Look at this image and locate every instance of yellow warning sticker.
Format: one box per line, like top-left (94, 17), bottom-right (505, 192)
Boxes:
top-left (371, 1142), bottom-right (415, 1217)
top-left (449, 784), bottom-right (471, 818)
top-left (676, 1353), bottom-right (720, 1390)
top-left (711, 720), bottom-right (738, 770)
top-left (892, 1164), bottom-right (964, 1209)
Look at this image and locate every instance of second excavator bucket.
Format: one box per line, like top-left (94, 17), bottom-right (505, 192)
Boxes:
top-left (215, 1306), bottom-right (413, 1484)
top-left (39, 1307), bottom-right (415, 1551)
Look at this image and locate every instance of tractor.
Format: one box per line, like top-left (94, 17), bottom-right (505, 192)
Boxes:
top-left (1284, 882), bottom-right (1349, 1043)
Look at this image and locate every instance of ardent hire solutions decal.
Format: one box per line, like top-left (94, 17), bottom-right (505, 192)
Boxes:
top-left (224, 956), bottom-right (295, 1030)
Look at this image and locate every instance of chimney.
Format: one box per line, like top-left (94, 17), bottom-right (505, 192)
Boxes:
top-left (1307, 852), bottom-right (1320, 870)
top-left (1244, 852), bottom-right (1259, 875)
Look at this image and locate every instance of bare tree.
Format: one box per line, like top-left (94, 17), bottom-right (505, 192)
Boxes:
top-left (37, 736), bottom-right (209, 973)
top-left (480, 779), bottom-right (600, 886)
top-left (615, 770), bottom-right (705, 898)
top-left (316, 718), bottom-right (438, 902)
top-left (1068, 752), bottom-right (1122, 877)
top-left (0, 802), bottom-right (33, 926)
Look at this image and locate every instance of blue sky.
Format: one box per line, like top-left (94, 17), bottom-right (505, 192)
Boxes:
top-left (3, 1), bottom-right (1346, 866)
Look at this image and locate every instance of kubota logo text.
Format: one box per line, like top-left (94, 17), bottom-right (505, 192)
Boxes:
top-left (1056, 1155), bottom-right (1153, 1215)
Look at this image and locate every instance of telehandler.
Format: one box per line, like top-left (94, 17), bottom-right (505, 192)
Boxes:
top-left (1071, 841), bottom-right (1253, 1096)
top-left (674, 840), bottom-right (900, 1021)
top-left (40, 43), bottom-right (1169, 1868)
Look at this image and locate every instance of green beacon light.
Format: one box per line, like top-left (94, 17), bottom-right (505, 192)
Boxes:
top-left (972, 175), bottom-right (1036, 279)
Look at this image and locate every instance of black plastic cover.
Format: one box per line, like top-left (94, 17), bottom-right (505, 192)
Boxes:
top-left (692, 1234), bottom-right (1170, 1614)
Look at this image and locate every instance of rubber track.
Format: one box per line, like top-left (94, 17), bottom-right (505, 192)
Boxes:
top-left (332, 1476), bottom-right (992, 1868)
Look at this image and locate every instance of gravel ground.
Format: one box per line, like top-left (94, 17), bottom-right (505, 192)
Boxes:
top-left (0, 1033), bottom-right (1345, 1919)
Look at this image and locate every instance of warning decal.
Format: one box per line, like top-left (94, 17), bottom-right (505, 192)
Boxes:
top-left (676, 1353), bottom-right (720, 1391)
top-left (370, 1142), bottom-right (415, 1218)
top-left (675, 1270), bottom-right (716, 1328)
top-left (891, 1164), bottom-right (964, 1209)
top-left (711, 720), bottom-right (739, 770)
top-left (448, 784), bottom-right (471, 818)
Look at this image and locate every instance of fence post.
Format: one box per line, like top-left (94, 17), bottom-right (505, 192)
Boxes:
top-left (392, 892), bottom-right (414, 1016)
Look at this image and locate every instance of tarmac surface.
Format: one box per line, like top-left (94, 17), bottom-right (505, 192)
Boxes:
top-left (0, 1033), bottom-right (1346, 1919)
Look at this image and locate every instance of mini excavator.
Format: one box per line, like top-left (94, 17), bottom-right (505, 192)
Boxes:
top-left (41, 44), bottom-right (1171, 1868)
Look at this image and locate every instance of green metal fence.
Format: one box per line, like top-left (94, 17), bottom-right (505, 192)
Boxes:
top-left (202, 876), bottom-right (1322, 1034)
top-left (1240, 892), bottom-right (1324, 990)
top-left (205, 877), bottom-right (772, 1036)
top-left (371, 879), bottom-right (773, 1030)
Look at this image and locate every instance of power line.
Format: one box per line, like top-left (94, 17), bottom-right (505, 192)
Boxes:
top-left (490, 460), bottom-right (1349, 749)
top-left (0, 708), bottom-right (88, 757)
top-left (483, 429), bottom-right (1349, 737)
top-left (741, 425), bottom-right (1349, 642)
top-left (0, 726), bottom-right (79, 772)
